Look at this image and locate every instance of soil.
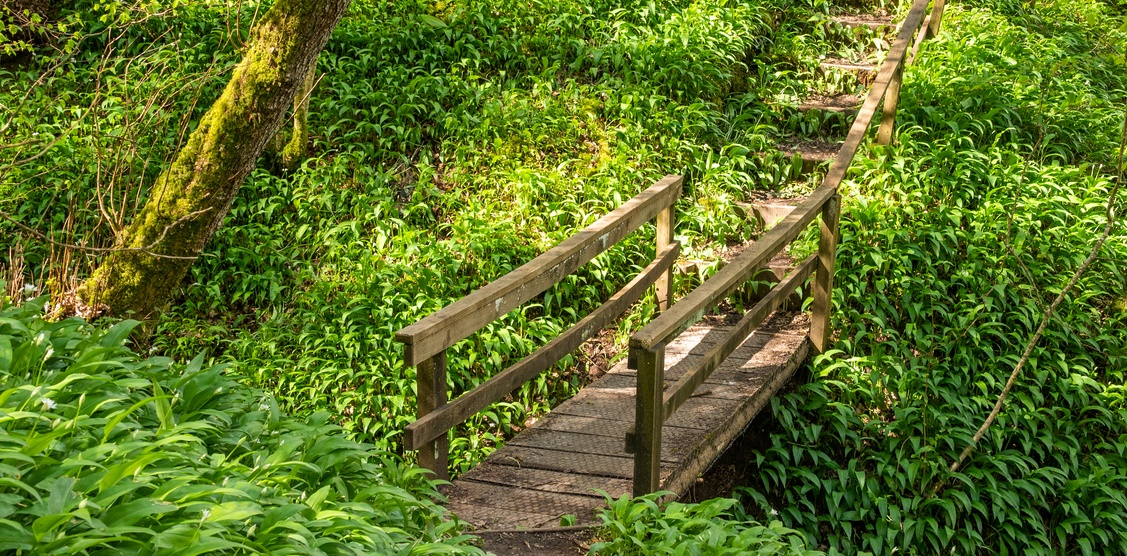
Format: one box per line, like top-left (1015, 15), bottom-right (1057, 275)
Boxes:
top-left (577, 327), bottom-right (619, 382)
top-left (829, 11), bottom-right (893, 28)
top-left (820, 56), bottom-right (877, 73)
top-left (796, 93), bottom-right (862, 114)
top-left (777, 136), bottom-right (843, 162)
top-left (477, 528), bottom-right (597, 556)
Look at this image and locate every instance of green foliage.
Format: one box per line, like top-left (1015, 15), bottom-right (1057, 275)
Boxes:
top-left (735, 0), bottom-right (1127, 553)
top-left (0, 0), bottom-right (862, 473)
top-left (0, 293), bottom-right (483, 554)
top-left (590, 491), bottom-right (824, 555)
top-left (6, 0), bottom-right (1123, 552)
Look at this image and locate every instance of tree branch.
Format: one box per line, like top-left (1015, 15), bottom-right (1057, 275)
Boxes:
top-left (937, 54), bottom-right (1127, 488)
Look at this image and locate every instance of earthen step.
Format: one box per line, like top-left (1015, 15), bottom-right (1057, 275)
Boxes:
top-left (820, 59), bottom-right (877, 88)
top-left (738, 195), bottom-right (805, 230)
top-left (829, 13), bottom-right (895, 32)
top-left (796, 93), bottom-right (862, 115)
top-left (775, 138), bottom-right (841, 176)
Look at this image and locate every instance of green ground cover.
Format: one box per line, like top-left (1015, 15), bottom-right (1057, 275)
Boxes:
top-left (2, 0), bottom-right (1126, 553)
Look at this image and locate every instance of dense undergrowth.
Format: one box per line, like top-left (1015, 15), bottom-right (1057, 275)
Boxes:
top-left (1, 0), bottom-right (871, 472)
top-left (0, 292), bottom-right (483, 553)
top-left (2, 0), bottom-right (1127, 553)
top-left (732, 0), bottom-right (1127, 553)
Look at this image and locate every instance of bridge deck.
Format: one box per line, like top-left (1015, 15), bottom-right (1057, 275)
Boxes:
top-left (443, 310), bottom-right (811, 530)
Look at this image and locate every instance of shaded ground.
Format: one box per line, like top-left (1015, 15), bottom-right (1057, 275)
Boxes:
top-left (478, 528), bottom-right (596, 556)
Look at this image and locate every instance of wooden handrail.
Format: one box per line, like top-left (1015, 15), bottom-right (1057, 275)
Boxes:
top-left (630, 187), bottom-right (835, 351)
top-left (397, 175), bottom-right (684, 478)
top-left (628, 0), bottom-right (943, 495)
top-left (624, 255), bottom-right (816, 453)
top-left (404, 241), bottom-right (681, 450)
top-left (396, 174), bottom-right (684, 367)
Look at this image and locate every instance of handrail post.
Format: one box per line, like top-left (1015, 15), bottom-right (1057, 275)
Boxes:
top-left (655, 206), bottom-right (675, 312)
top-left (810, 195), bottom-right (841, 354)
top-left (416, 350), bottom-right (449, 480)
top-left (876, 62), bottom-right (904, 146)
top-left (632, 344), bottom-right (664, 495)
top-left (927, 0), bottom-right (945, 38)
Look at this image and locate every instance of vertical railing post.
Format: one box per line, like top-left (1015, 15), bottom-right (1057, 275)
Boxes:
top-left (927, 0), bottom-right (945, 38)
top-left (655, 206), bottom-right (675, 312)
top-left (416, 350), bottom-right (449, 480)
top-left (877, 62), bottom-right (905, 146)
top-left (632, 344), bottom-right (665, 495)
top-left (810, 195), bottom-right (841, 354)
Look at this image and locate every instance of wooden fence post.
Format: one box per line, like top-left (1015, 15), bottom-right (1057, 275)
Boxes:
top-left (927, 0), bottom-right (946, 38)
top-left (655, 206), bottom-right (675, 312)
top-left (633, 345), bottom-right (665, 495)
top-left (810, 195), bottom-right (841, 354)
top-left (417, 350), bottom-right (449, 480)
top-left (877, 63), bottom-right (904, 146)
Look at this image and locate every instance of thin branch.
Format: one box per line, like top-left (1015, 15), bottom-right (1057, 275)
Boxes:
top-left (938, 56), bottom-right (1127, 487)
top-left (1, 208), bottom-right (213, 260)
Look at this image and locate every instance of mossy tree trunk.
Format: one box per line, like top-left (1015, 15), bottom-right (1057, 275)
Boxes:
top-left (77, 0), bottom-right (351, 319)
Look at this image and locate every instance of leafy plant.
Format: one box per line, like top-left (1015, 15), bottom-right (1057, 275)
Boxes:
top-left (0, 292), bottom-right (483, 554)
top-left (590, 491), bottom-right (824, 555)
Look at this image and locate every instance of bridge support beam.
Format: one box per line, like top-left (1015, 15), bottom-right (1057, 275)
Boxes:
top-left (655, 206), bottom-right (676, 312)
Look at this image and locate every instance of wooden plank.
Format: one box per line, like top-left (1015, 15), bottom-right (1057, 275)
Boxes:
top-left (810, 196), bottom-right (842, 353)
top-left (655, 206), bottom-right (675, 311)
top-left (660, 340), bottom-right (811, 497)
top-left (660, 256), bottom-right (816, 420)
top-left (460, 462), bottom-right (632, 498)
top-left (552, 382), bottom-right (743, 431)
top-left (633, 346), bottom-right (662, 495)
top-left (528, 413), bottom-right (633, 437)
top-left (487, 443), bottom-right (671, 481)
top-left (629, 188), bottom-right (833, 351)
top-left (443, 481), bottom-right (604, 517)
top-left (928, 0), bottom-right (946, 38)
top-left (446, 501), bottom-right (562, 530)
top-left (510, 427), bottom-right (691, 464)
top-left (396, 175), bottom-right (683, 365)
top-left (403, 242), bottom-right (681, 449)
top-left (909, 13), bottom-right (932, 65)
top-left (876, 62), bottom-right (904, 145)
top-left (625, 311), bottom-right (811, 451)
top-left (416, 352), bottom-right (449, 480)
top-left (630, 323), bottom-right (743, 371)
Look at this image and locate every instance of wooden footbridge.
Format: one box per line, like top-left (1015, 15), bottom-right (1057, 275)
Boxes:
top-left (395, 0), bottom-right (945, 531)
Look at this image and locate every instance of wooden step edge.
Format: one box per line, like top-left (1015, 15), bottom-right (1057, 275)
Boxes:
top-left (819, 60), bottom-right (877, 73)
top-left (795, 102), bottom-right (860, 115)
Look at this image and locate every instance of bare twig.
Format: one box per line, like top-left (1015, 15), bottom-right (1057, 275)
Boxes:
top-left (1, 208), bottom-right (213, 260)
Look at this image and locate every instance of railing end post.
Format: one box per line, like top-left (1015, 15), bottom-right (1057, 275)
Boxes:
top-left (416, 350), bottom-right (449, 480)
top-left (809, 195), bottom-right (842, 355)
top-left (632, 345), bottom-right (665, 495)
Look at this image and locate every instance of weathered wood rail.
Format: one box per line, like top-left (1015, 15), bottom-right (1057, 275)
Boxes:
top-left (396, 175), bottom-right (683, 479)
top-left (627, 0), bottom-right (942, 495)
top-left (395, 0), bottom-right (946, 528)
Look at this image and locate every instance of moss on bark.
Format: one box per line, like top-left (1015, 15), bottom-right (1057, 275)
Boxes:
top-left (280, 61), bottom-right (317, 172)
top-left (77, 0), bottom-right (351, 320)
